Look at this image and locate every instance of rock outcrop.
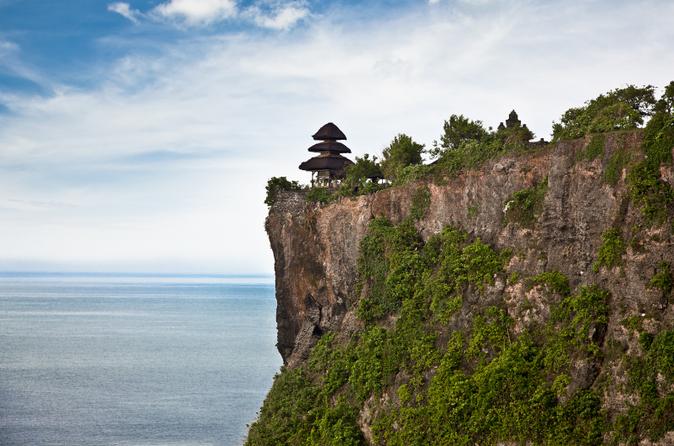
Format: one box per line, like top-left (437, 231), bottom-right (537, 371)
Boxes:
top-left (268, 130), bottom-right (671, 365)
top-left (259, 129), bottom-right (674, 444)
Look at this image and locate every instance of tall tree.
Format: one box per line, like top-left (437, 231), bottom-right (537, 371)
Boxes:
top-left (437, 114), bottom-right (490, 153)
top-left (552, 85), bottom-right (657, 141)
top-left (381, 134), bottom-right (424, 180)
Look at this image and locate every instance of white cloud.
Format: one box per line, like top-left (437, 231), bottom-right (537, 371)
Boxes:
top-left (152, 0), bottom-right (237, 26)
top-left (2, 0), bottom-right (674, 273)
top-left (247, 2), bottom-right (310, 30)
top-left (107, 0), bottom-right (308, 30)
top-left (0, 39), bottom-right (51, 89)
top-left (107, 2), bottom-right (140, 23)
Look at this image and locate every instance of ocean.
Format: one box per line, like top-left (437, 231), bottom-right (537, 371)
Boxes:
top-left (0, 273), bottom-right (282, 446)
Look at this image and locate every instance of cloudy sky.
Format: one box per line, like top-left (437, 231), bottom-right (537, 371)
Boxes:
top-left (0, 0), bottom-right (672, 274)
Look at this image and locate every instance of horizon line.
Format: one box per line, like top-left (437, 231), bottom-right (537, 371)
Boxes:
top-left (0, 271), bottom-right (274, 278)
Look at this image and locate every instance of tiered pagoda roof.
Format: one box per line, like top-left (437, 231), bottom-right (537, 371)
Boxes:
top-left (307, 141), bottom-right (351, 153)
top-left (312, 122), bottom-right (346, 141)
top-left (299, 123), bottom-right (354, 183)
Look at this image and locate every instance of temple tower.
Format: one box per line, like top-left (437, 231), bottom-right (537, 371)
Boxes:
top-left (299, 122), bottom-right (354, 187)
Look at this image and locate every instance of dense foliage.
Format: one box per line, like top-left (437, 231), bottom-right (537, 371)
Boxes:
top-left (432, 114), bottom-right (490, 156)
top-left (552, 85), bottom-right (657, 141)
top-left (251, 83), bottom-right (674, 445)
top-left (593, 228), bottom-right (625, 272)
top-left (265, 176), bottom-right (302, 206)
top-left (614, 327), bottom-right (674, 444)
top-left (339, 154), bottom-right (386, 196)
top-left (626, 81), bottom-right (674, 223)
top-left (380, 134), bottom-right (424, 181)
top-left (503, 180), bottom-right (548, 227)
top-left (246, 212), bottom-right (662, 445)
top-left (428, 112), bottom-right (538, 181)
top-left (306, 187), bottom-right (334, 204)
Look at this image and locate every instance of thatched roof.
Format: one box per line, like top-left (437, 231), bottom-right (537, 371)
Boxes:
top-left (308, 141), bottom-right (352, 153)
top-left (312, 122), bottom-right (347, 141)
top-left (299, 153), bottom-right (354, 171)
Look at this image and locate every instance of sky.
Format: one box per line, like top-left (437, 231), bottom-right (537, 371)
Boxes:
top-left (0, 0), bottom-right (673, 275)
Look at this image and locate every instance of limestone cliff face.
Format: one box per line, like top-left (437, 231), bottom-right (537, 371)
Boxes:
top-left (266, 130), bottom-right (673, 371)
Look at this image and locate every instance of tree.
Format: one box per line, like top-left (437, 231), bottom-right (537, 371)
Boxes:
top-left (341, 154), bottom-right (383, 194)
top-left (381, 134), bottom-right (424, 181)
top-left (654, 80), bottom-right (674, 115)
top-left (552, 85), bottom-right (657, 141)
top-left (433, 114), bottom-right (489, 157)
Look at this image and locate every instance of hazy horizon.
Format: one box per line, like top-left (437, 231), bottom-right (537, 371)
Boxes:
top-left (1, 0), bottom-right (673, 274)
top-left (0, 270), bottom-right (274, 277)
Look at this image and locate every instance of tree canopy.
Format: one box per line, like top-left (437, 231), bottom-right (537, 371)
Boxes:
top-left (381, 134), bottom-right (424, 181)
top-left (552, 85), bottom-right (657, 141)
top-left (434, 114), bottom-right (490, 155)
top-left (341, 154), bottom-right (384, 194)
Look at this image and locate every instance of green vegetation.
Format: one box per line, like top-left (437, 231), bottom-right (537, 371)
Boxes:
top-left (339, 154), bottom-right (386, 196)
top-left (603, 141), bottom-right (631, 185)
top-left (649, 262), bottom-right (673, 295)
top-left (252, 83), bottom-right (674, 445)
top-left (247, 217), bottom-right (620, 446)
top-left (432, 114), bottom-right (490, 155)
top-left (382, 111), bottom-right (543, 187)
top-left (528, 271), bottom-right (571, 296)
top-left (268, 83), bottom-right (673, 211)
top-left (504, 180), bottom-right (548, 227)
top-left (434, 137), bottom-right (502, 174)
top-left (496, 119), bottom-right (535, 147)
top-left (552, 85), bottom-right (656, 141)
top-left (409, 186), bottom-right (431, 221)
top-left (355, 218), bottom-right (423, 321)
top-left (381, 134), bottom-right (424, 182)
top-left (613, 329), bottom-right (674, 444)
top-left (626, 81), bottom-right (674, 223)
top-left (578, 133), bottom-right (605, 161)
top-left (356, 222), bottom-right (507, 323)
top-left (593, 228), bottom-right (625, 272)
top-left (430, 112), bottom-right (536, 177)
top-left (265, 176), bottom-right (301, 206)
top-left (306, 186), bottom-right (334, 204)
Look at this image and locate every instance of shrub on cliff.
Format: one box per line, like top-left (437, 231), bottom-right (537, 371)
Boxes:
top-left (248, 217), bottom-right (622, 446)
top-left (339, 154), bottom-right (385, 196)
top-left (503, 180), bottom-right (548, 228)
top-left (306, 186), bottom-right (335, 204)
top-left (626, 81), bottom-right (674, 223)
top-left (264, 176), bottom-right (301, 206)
top-left (551, 85), bottom-right (657, 141)
top-left (593, 228), bottom-right (625, 272)
top-left (381, 134), bottom-right (424, 182)
top-left (431, 112), bottom-right (538, 177)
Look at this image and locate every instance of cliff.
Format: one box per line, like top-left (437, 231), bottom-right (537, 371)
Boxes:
top-left (251, 129), bottom-right (674, 445)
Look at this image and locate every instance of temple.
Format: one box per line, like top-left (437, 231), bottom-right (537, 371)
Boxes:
top-left (498, 110), bottom-right (529, 132)
top-left (497, 110), bottom-right (535, 143)
top-left (299, 122), bottom-right (354, 187)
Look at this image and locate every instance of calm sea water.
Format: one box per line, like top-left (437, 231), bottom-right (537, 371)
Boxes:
top-left (0, 273), bottom-right (282, 446)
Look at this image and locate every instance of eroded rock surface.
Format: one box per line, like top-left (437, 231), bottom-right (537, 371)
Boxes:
top-left (269, 131), bottom-right (670, 368)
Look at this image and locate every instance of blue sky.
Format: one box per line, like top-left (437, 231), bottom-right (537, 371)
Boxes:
top-left (1, 0), bottom-right (673, 274)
